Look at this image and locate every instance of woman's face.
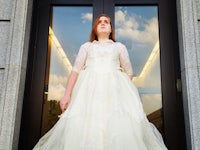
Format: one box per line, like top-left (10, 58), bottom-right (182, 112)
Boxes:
top-left (96, 16), bottom-right (111, 35)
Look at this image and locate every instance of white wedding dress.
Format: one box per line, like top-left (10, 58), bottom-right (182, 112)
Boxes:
top-left (33, 40), bottom-right (168, 150)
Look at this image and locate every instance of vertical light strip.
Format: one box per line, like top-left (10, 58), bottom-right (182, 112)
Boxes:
top-left (49, 27), bottom-right (72, 72)
top-left (133, 40), bottom-right (159, 80)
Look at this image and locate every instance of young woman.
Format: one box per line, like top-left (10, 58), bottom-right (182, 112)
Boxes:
top-left (33, 14), bottom-right (167, 150)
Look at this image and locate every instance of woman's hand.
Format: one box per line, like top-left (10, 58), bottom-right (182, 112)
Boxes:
top-left (59, 71), bottom-right (79, 113)
top-left (60, 95), bottom-right (71, 112)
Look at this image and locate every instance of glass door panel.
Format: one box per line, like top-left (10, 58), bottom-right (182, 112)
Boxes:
top-left (115, 6), bottom-right (163, 134)
top-left (41, 6), bottom-right (92, 135)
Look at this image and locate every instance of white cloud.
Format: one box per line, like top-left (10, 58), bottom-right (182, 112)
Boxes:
top-left (115, 10), bottom-right (126, 23)
top-left (48, 83), bottom-right (66, 101)
top-left (48, 74), bottom-right (68, 101)
top-left (81, 13), bottom-right (92, 23)
top-left (49, 74), bottom-right (68, 86)
top-left (115, 10), bottom-right (158, 45)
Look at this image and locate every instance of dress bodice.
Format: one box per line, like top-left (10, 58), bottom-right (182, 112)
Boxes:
top-left (72, 40), bottom-right (133, 76)
top-left (85, 41), bottom-right (121, 72)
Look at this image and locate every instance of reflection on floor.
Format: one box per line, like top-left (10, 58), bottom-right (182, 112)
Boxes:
top-left (147, 108), bottom-right (164, 137)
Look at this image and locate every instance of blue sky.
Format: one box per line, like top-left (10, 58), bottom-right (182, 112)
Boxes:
top-left (52, 6), bottom-right (92, 62)
top-left (114, 7), bottom-right (159, 75)
top-left (52, 7), bottom-right (92, 45)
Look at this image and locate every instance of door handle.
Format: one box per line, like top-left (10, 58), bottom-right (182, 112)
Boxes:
top-left (176, 79), bottom-right (182, 92)
top-left (44, 84), bottom-right (48, 95)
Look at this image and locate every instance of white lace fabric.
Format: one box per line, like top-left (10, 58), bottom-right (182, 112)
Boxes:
top-left (72, 40), bottom-right (133, 76)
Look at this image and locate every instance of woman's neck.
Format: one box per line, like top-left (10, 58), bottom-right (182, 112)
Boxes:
top-left (97, 33), bottom-right (109, 42)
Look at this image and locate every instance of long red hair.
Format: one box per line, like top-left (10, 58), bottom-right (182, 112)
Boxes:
top-left (89, 14), bottom-right (115, 42)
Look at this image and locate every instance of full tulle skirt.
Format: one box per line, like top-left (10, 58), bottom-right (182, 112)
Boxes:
top-left (33, 69), bottom-right (167, 150)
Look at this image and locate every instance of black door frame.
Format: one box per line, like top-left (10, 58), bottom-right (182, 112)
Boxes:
top-left (19, 0), bottom-right (186, 149)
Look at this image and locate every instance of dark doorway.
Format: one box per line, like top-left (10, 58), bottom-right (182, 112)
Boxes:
top-left (19, 0), bottom-right (186, 150)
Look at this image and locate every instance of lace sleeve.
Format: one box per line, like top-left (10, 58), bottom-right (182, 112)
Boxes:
top-left (119, 43), bottom-right (133, 76)
top-left (72, 43), bottom-right (89, 73)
